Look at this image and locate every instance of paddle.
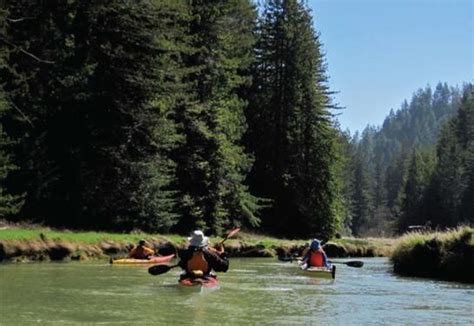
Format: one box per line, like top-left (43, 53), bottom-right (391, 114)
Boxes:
top-left (278, 255), bottom-right (299, 262)
top-left (148, 263), bottom-right (179, 275)
top-left (219, 227), bottom-right (241, 245)
top-left (277, 255), bottom-right (364, 268)
top-left (330, 260), bottom-right (364, 268)
top-left (148, 227), bottom-right (241, 276)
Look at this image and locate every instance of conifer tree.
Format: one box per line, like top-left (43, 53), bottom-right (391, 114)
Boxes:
top-left (397, 149), bottom-right (435, 232)
top-left (173, 0), bottom-right (260, 234)
top-left (0, 8), bottom-right (23, 216)
top-left (427, 84), bottom-right (474, 227)
top-left (350, 148), bottom-right (373, 236)
top-left (457, 85), bottom-right (474, 224)
top-left (247, 0), bottom-right (338, 238)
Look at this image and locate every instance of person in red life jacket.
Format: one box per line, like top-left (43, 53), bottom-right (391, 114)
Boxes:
top-left (129, 239), bottom-right (155, 259)
top-left (178, 230), bottom-right (229, 279)
top-left (300, 239), bottom-right (330, 269)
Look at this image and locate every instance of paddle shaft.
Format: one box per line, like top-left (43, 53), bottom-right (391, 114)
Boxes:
top-left (330, 260), bottom-right (364, 268)
top-left (219, 227), bottom-right (240, 245)
top-left (278, 256), bottom-right (363, 268)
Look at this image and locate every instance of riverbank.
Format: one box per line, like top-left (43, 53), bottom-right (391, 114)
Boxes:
top-left (0, 224), bottom-right (395, 262)
top-left (391, 226), bottom-right (474, 283)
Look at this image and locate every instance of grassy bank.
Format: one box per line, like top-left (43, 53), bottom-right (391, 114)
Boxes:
top-left (0, 225), bottom-right (396, 262)
top-left (391, 226), bottom-right (474, 283)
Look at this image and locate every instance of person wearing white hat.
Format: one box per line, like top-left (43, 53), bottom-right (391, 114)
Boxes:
top-left (178, 230), bottom-right (229, 279)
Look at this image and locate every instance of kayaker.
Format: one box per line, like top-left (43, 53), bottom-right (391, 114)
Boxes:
top-left (300, 239), bottom-right (330, 268)
top-left (129, 239), bottom-right (155, 259)
top-left (178, 230), bottom-right (229, 279)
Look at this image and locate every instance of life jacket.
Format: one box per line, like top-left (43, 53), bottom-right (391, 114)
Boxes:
top-left (186, 250), bottom-right (210, 275)
top-left (129, 246), bottom-right (154, 259)
top-left (309, 250), bottom-right (324, 267)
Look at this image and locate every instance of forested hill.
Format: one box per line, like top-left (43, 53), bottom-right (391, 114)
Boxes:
top-left (357, 83), bottom-right (461, 173)
top-left (345, 83), bottom-right (472, 236)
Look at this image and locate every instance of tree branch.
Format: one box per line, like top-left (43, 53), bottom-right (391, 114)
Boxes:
top-left (7, 97), bottom-right (34, 128)
top-left (6, 17), bottom-right (35, 23)
top-left (0, 37), bottom-right (55, 64)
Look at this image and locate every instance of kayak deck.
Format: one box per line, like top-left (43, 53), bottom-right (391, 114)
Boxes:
top-left (111, 254), bottom-right (175, 265)
top-left (299, 265), bottom-right (336, 279)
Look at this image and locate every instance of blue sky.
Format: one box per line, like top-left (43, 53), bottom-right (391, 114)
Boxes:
top-left (307, 0), bottom-right (473, 133)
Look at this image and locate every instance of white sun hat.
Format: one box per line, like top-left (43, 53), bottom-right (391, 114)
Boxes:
top-left (188, 230), bottom-right (209, 248)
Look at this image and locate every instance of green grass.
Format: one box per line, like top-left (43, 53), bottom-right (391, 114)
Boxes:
top-left (0, 228), bottom-right (185, 245)
top-left (0, 225), bottom-right (399, 260)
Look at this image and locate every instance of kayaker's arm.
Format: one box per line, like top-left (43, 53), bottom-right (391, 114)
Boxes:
top-left (322, 252), bottom-right (330, 268)
top-left (144, 247), bottom-right (155, 257)
top-left (128, 247), bottom-right (137, 258)
top-left (209, 243), bottom-right (225, 255)
top-left (204, 249), bottom-right (229, 272)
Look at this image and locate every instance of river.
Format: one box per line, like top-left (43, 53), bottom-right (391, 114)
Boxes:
top-left (0, 258), bottom-right (473, 325)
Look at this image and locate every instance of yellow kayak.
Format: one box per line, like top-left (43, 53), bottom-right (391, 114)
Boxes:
top-left (299, 265), bottom-right (336, 279)
top-left (111, 254), bottom-right (175, 265)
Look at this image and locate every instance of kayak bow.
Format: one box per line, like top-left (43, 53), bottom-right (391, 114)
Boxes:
top-left (179, 276), bottom-right (220, 289)
top-left (299, 265), bottom-right (336, 279)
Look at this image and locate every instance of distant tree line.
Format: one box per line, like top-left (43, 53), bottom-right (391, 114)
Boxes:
top-left (0, 0), bottom-right (343, 239)
top-left (344, 83), bottom-right (473, 236)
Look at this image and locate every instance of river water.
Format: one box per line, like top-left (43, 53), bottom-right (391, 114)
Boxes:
top-left (0, 258), bottom-right (473, 325)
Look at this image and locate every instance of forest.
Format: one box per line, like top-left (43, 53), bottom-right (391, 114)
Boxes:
top-left (0, 0), bottom-right (472, 240)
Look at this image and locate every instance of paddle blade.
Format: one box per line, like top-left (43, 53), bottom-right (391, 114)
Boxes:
top-left (221, 227), bottom-right (241, 244)
top-left (148, 264), bottom-right (172, 275)
top-left (278, 256), bottom-right (294, 262)
top-left (346, 261), bottom-right (364, 268)
top-left (226, 227), bottom-right (241, 239)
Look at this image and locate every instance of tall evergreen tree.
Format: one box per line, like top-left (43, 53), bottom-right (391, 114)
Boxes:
top-left (247, 0), bottom-right (338, 239)
top-left (173, 0), bottom-right (260, 234)
top-left (0, 7), bottom-right (23, 216)
top-left (350, 147), bottom-right (373, 236)
top-left (397, 148), bottom-right (435, 232)
top-left (457, 85), bottom-right (474, 224)
top-left (426, 84), bottom-right (474, 227)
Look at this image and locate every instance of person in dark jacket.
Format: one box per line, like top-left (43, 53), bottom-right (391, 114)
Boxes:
top-left (178, 230), bottom-right (229, 279)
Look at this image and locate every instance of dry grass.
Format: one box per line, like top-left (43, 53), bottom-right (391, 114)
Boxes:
top-left (391, 226), bottom-right (474, 283)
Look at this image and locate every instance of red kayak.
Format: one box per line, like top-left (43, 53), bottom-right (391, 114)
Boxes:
top-left (179, 276), bottom-right (219, 289)
top-left (111, 254), bottom-right (175, 265)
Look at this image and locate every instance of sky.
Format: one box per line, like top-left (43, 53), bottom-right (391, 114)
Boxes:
top-left (307, 0), bottom-right (473, 133)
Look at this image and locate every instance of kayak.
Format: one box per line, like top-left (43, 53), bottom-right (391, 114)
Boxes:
top-left (299, 265), bottom-right (336, 279)
top-left (179, 276), bottom-right (219, 290)
top-left (111, 254), bottom-right (175, 265)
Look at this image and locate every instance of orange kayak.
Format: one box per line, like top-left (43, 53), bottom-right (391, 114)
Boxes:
top-left (111, 254), bottom-right (175, 265)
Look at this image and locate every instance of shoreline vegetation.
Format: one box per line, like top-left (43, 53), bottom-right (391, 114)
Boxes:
top-left (391, 226), bottom-right (473, 283)
top-left (0, 223), bottom-right (395, 263)
top-left (3, 222), bottom-right (473, 284)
